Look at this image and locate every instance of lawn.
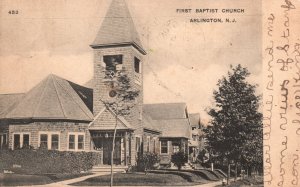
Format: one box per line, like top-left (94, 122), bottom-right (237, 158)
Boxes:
top-left (0, 173), bottom-right (91, 186)
top-left (0, 173), bottom-right (52, 186)
top-left (72, 171), bottom-right (211, 186)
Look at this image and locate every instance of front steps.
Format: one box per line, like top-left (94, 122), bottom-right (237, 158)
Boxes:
top-left (90, 165), bottom-right (128, 173)
top-left (182, 162), bottom-right (194, 170)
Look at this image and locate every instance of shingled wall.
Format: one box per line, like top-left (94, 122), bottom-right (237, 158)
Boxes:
top-left (7, 122), bottom-right (91, 151)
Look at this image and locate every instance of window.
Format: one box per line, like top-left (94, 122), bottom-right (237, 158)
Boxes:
top-left (172, 143), bottom-right (180, 153)
top-left (68, 133), bottom-right (85, 151)
top-left (0, 134), bottom-right (7, 149)
top-left (160, 140), bottom-right (168, 154)
top-left (14, 134), bottom-right (20, 149)
top-left (136, 137), bottom-right (141, 154)
top-left (51, 134), bottom-right (59, 150)
top-left (13, 133), bottom-right (30, 150)
top-left (78, 135), bottom-right (84, 150)
top-left (134, 57), bottom-right (140, 73)
top-left (39, 132), bottom-right (60, 150)
top-left (69, 135), bottom-right (75, 150)
top-left (40, 134), bottom-right (48, 148)
top-left (23, 134), bottom-right (30, 148)
top-left (103, 55), bottom-right (123, 71)
top-left (147, 137), bottom-right (150, 152)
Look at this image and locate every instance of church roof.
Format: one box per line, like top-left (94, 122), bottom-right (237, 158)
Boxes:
top-left (143, 103), bottom-right (188, 120)
top-left (3, 74), bottom-right (94, 122)
top-left (91, 0), bottom-right (146, 55)
top-left (0, 93), bottom-right (25, 118)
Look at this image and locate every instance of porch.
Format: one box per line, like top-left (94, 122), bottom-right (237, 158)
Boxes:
top-left (159, 138), bottom-right (189, 165)
top-left (90, 130), bottom-right (133, 166)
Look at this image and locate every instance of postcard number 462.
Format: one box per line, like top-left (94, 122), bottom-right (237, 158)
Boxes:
top-left (8, 10), bottom-right (19, 14)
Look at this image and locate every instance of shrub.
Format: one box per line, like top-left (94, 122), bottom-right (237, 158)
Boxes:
top-left (0, 149), bottom-right (101, 174)
top-left (171, 151), bottom-right (188, 170)
top-left (136, 152), bottom-right (160, 172)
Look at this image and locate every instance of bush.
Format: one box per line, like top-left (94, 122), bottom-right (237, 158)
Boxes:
top-left (136, 152), bottom-right (160, 172)
top-left (171, 151), bottom-right (188, 170)
top-left (0, 149), bottom-right (101, 174)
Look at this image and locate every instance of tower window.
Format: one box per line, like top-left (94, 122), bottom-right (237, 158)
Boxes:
top-left (103, 55), bottom-right (123, 71)
top-left (134, 57), bottom-right (140, 73)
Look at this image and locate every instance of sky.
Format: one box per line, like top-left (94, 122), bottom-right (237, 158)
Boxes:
top-left (0, 0), bottom-right (262, 122)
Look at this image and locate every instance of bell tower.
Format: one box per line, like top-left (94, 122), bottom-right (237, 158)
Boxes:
top-left (91, 0), bottom-right (146, 135)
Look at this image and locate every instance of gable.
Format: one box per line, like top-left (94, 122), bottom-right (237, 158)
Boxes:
top-left (89, 107), bottom-right (133, 130)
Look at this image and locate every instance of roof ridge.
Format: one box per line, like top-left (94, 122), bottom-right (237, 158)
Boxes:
top-left (52, 76), bottom-right (67, 118)
top-left (51, 73), bottom-right (92, 90)
top-left (32, 76), bottom-right (49, 118)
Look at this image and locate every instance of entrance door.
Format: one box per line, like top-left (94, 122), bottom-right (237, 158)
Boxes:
top-left (102, 138), bottom-right (121, 165)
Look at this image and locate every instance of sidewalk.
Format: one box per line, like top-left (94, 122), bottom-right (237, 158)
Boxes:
top-left (30, 173), bottom-right (229, 187)
top-left (34, 172), bottom-right (110, 187)
top-left (194, 181), bottom-right (222, 187)
top-left (193, 177), bottom-right (241, 187)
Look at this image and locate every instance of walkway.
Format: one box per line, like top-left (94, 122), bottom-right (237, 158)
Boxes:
top-left (34, 172), bottom-right (110, 187)
top-left (30, 173), bottom-right (230, 187)
top-left (42, 179), bottom-right (222, 187)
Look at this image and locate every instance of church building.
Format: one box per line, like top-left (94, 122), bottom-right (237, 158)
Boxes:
top-left (0, 0), bottom-right (203, 168)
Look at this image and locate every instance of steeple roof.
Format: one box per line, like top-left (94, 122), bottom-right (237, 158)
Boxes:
top-left (91, 0), bottom-right (146, 54)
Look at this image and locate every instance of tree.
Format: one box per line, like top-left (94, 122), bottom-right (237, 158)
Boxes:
top-left (102, 69), bottom-right (139, 187)
top-left (204, 64), bottom-right (262, 181)
top-left (171, 151), bottom-right (188, 170)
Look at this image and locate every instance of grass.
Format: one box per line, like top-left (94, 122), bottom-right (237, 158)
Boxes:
top-left (0, 173), bottom-right (52, 186)
top-left (72, 171), bottom-right (212, 186)
top-left (0, 173), bottom-right (91, 186)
